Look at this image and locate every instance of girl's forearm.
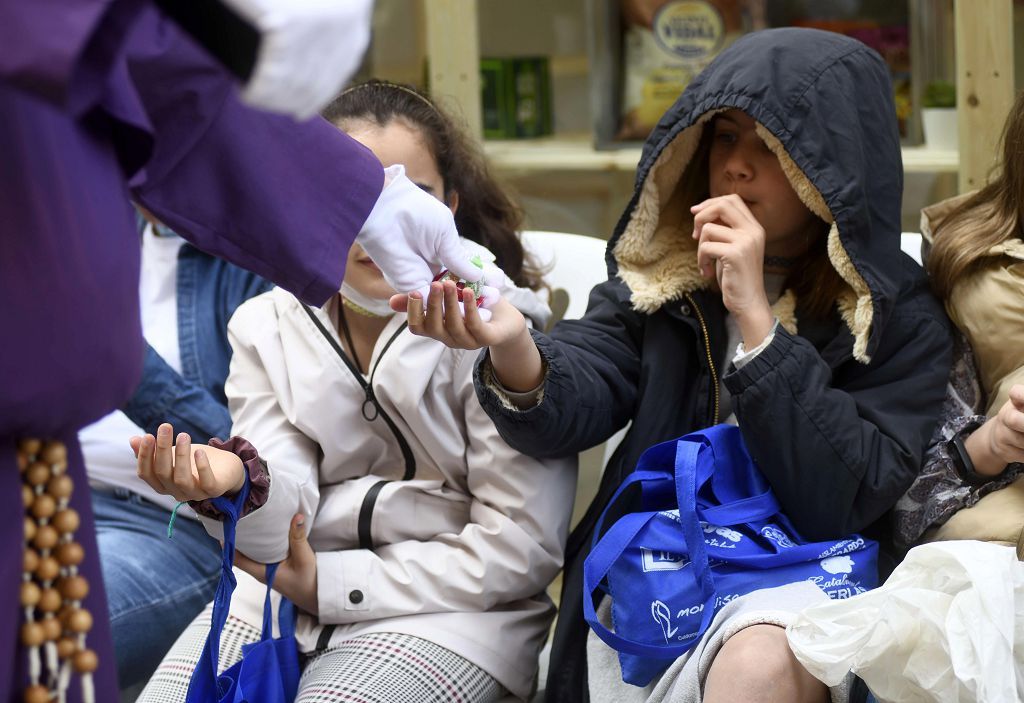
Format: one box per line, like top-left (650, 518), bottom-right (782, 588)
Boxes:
top-left (490, 327), bottom-right (544, 392)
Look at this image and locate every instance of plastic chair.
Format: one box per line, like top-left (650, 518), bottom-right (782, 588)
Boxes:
top-left (901, 232), bottom-right (924, 265)
top-left (520, 230), bottom-right (610, 329)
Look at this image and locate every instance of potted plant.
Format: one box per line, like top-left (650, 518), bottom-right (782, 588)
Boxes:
top-left (921, 80), bottom-right (958, 150)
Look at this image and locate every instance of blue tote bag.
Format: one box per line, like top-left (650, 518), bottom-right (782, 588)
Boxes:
top-left (583, 425), bottom-right (879, 686)
top-left (185, 478), bottom-right (301, 703)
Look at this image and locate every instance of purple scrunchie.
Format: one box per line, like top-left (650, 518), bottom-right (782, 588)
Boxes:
top-left (189, 436), bottom-right (271, 520)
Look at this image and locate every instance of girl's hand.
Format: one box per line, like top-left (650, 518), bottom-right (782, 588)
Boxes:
top-left (397, 280), bottom-right (527, 351)
top-left (965, 385), bottom-right (1024, 475)
top-left (235, 514), bottom-right (319, 615)
top-left (130, 423), bottom-right (245, 502)
top-left (692, 194), bottom-right (774, 347)
top-left (391, 280), bottom-right (544, 392)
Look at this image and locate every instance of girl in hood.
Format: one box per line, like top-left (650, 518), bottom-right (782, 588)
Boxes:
top-left (132, 81), bottom-right (574, 703)
top-left (401, 28), bottom-right (952, 703)
top-left (896, 89), bottom-right (1024, 547)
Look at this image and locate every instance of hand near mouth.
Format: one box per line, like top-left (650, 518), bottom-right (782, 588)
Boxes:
top-left (691, 194), bottom-right (775, 348)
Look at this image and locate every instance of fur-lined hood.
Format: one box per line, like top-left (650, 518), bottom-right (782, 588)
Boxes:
top-left (608, 28), bottom-right (905, 363)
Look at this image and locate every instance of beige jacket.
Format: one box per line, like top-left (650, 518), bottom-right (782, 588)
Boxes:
top-left (922, 194), bottom-right (1024, 417)
top-left (200, 285), bottom-right (576, 700)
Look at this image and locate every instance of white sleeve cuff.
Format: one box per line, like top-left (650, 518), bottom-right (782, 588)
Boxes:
top-left (481, 358), bottom-right (545, 411)
top-left (316, 550), bottom-right (372, 623)
top-left (733, 319), bottom-right (779, 369)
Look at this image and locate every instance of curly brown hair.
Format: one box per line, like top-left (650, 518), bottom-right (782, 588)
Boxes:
top-left (323, 81), bottom-right (544, 291)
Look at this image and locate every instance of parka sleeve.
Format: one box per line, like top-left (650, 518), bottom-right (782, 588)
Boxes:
top-left (314, 351), bottom-right (577, 624)
top-left (196, 297), bottom-right (321, 562)
top-left (725, 310), bottom-right (953, 540)
top-left (473, 279), bottom-right (644, 459)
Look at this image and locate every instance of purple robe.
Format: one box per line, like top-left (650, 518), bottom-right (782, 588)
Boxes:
top-left (0, 2), bottom-right (383, 698)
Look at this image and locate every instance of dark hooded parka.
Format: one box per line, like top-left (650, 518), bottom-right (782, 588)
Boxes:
top-left (473, 28), bottom-right (953, 702)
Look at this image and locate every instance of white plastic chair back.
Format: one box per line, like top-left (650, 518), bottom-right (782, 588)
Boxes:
top-left (520, 230), bottom-right (609, 328)
top-left (901, 232), bottom-right (924, 265)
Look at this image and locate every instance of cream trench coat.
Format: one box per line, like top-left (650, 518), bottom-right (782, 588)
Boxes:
top-left (922, 194), bottom-right (1024, 418)
top-left (198, 284), bottom-right (576, 700)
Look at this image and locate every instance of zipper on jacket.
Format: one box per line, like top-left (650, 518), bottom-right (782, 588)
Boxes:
top-left (302, 306), bottom-right (416, 550)
top-left (684, 293), bottom-right (720, 425)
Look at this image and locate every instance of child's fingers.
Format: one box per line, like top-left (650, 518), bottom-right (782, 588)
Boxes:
top-left (441, 281), bottom-right (475, 346)
top-left (406, 292), bottom-right (425, 330)
top-left (173, 432), bottom-right (194, 495)
top-left (696, 222), bottom-right (737, 244)
top-left (697, 241), bottom-right (730, 279)
top-left (1009, 385), bottom-right (1024, 411)
top-left (129, 435), bottom-right (143, 458)
top-left (288, 513), bottom-right (316, 567)
top-left (153, 423), bottom-right (174, 484)
top-left (136, 434), bottom-right (165, 494)
top-left (462, 291), bottom-right (485, 335)
top-left (194, 448), bottom-right (218, 497)
top-left (389, 293), bottom-right (411, 313)
top-left (422, 282), bottom-right (450, 341)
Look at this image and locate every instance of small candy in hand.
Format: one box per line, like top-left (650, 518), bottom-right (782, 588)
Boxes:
top-left (433, 269), bottom-right (484, 306)
top-left (433, 252), bottom-right (487, 306)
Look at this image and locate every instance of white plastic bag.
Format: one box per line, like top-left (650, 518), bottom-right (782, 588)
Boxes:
top-left (786, 541), bottom-right (1024, 703)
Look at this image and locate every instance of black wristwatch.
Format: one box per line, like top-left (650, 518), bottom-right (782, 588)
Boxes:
top-left (947, 422), bottom-right (991, 487)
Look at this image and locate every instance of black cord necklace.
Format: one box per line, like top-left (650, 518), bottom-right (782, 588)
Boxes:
top-left (335, 295), bottom-right (364, 374)
top-left (764, 255), bottom-right (799, 269)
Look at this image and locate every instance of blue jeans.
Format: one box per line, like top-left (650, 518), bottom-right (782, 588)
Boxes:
top-left (92, 487), bottom-right (221, 689)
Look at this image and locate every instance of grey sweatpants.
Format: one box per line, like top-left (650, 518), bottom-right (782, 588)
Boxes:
top-left (587, 582), bottom-right (852, 703)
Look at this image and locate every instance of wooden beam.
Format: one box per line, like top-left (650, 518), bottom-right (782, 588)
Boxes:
top-left (955, 0), bottom-right (1015, 192)
top-left (423, 0), bottom-right (482, 138)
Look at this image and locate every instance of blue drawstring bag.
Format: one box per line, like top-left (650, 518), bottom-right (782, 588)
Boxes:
top-left (583, 425), bottom-right (879, 686)
top-left (185, 477), bottom-right (301, 703)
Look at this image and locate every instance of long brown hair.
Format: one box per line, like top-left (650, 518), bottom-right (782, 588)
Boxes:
top-left (784, 220), bottom-right (845, 322)
top-left (323, 81), bottom-right (544, 291)
top-left (928, 90), bottom-right (1024, 299)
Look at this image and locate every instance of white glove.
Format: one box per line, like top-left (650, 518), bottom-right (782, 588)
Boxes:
top-left (357, 165), bottom-right (506, 304)
top-left (221, 0), bottom-right (374, 120)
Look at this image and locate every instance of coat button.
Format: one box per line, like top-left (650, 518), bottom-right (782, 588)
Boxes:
top-left (680, 304), bottom-right (691, 316)
top-left (348, 590), bottom-right (364, 604)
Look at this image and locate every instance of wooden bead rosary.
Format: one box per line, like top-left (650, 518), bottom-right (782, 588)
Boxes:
top-left (18, 438), bottom-right (97, 703)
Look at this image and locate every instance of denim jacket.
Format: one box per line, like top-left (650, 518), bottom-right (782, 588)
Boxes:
top-left (121, 242), bottom-right (273, 443)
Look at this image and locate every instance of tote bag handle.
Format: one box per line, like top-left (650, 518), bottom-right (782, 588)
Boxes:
top-left (183, 477), bottom-right (292, 700)
top-left (185, 477), bottom-right (251, 701)
top-left (584, 441), bottom-right (717, 659)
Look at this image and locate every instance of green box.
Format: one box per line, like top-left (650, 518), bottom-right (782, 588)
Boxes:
top-left (479, 57), bottom-right (553, 139)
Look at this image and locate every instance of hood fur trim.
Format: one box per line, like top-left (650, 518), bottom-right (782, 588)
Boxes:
top-left (754, 124), bottom-right (833, 224)
top-left (828, 224), bottom-right (873, 363)
top-left (614, 111), bottom-right (722, 313)
top-left (772, 289), bottom-right (798, 335)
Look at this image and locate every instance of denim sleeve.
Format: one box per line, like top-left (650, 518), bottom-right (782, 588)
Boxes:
top-left (121, 343), bottom-right (233, 443)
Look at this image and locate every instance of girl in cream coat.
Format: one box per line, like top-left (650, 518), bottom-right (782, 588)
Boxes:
top-left (137, 82), bottom-right (574, 702)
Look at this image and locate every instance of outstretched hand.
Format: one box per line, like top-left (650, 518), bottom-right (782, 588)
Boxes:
top-left (393, 280), bottom-right (526, 350)
top-left (131, 423), bottom-right (245, 502)
top-left (392, 280), bottom-right (544, 393)
top-left (234, 513), bottom-right (319, 616)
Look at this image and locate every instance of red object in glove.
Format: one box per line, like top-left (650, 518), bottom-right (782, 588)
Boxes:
top-left (433, 269), bottom-right (484, 306)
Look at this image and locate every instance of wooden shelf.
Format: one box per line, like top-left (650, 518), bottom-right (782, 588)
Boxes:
top-left (901, 145), bottom-right (959, 173)
top-left (485, 137), bottom-right (641, 173)
top-left (485, 136), bottom-right (959, 175)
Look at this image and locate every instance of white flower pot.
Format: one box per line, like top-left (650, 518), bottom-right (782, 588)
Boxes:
top-left (921, 108), bottom-right (958, 151)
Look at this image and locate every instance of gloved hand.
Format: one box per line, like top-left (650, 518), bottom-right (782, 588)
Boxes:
top-left (357, 165), bottom-right (506, 304)
top-left (221, 0), bottom-right (374, 120)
